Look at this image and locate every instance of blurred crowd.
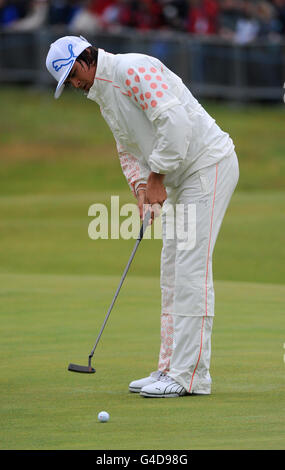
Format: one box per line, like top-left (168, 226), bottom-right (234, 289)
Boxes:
top-left (0, 0), bottom-right (285, 43)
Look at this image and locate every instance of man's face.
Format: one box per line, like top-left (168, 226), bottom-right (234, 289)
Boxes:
top-left (65, 60), bottom-right (96, 93)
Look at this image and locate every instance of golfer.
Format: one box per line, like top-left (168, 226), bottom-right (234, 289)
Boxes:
top-left (46, 36), bottom-right (239, 398)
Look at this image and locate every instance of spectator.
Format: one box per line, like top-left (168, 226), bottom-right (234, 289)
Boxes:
top-left (233, 0), bottom-right (259, 44)
top-left (100, 0), bottom-right (121, 29)
top-left (97, 0), bottom-right (164, 31)
top-left (69, 0), bottom-right (115, 33)
top-left (131, 0), bottom-right (163, 30)
top-left (186, 0), bottom-right (219, 35)
top-left (0, 0), bottom-right (28, 27)
top-left (93, 0), bottom-right (133, 30)
top-left (88, 0), bottom-right (116, 16)
top-left (110, 0), bottom-right (134, 29)
top-left (218, 0), bottom-right (242, 39)
top-left (48, 0), bottom-right (83, 27)
top-left (97, 0), bottom-right (137, 30)
top-left (160, 0), bottom-right (188, 31)
top-left (272, 0), bottom-right (285, 33)
top-left (256, 0), bottom-right (282, 40)
top-left (6, 0), bottom-right (48, 31)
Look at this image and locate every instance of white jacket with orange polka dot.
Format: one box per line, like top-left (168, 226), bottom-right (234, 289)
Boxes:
top-left (87, 49), bottom-right (235, 195)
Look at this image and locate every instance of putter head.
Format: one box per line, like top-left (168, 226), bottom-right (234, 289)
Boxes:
top-left (68, 363), bottom-right (96, 374)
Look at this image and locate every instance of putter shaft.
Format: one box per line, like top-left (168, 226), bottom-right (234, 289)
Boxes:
top-left (88, 211), bottom-right (151, 360)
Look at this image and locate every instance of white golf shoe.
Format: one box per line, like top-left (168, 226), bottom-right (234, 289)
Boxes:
top-left (129, 370), bottom-right (165, 393)
top-left (140, 375), bottom-right (188, 398)
top-left (140, 374), bottom-right (212, 397)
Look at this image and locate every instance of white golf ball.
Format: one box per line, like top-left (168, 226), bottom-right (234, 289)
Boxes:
top-left (98, 411), bottom-right (110, 423)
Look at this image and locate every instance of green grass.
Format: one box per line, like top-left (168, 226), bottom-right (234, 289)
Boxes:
top-left (1, 273), bottom-right (284, 450)
top-left (0, 87), bottom-right (284, 450)
top-left (0, 189), bottom-right (284, 284)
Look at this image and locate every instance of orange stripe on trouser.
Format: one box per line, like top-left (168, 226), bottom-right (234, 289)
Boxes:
top-left (188, 316), bottom-right (205, 393)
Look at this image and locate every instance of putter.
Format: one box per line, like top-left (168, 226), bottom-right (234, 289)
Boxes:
top-left (68, 210), bottom-right (152, 374)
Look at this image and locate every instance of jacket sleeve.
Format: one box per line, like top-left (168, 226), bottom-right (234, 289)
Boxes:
top-left (116, 58), bottom-right (191, 174)
top-left (148, 104), bottom-right (191, 174)
top-left (116, 139), bottom-right (150, 196)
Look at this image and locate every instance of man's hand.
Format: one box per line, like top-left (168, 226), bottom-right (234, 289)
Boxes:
top-left (146, 172), bottom-right (167, 207)
top-left (136, 172), bottom-right (167, 223)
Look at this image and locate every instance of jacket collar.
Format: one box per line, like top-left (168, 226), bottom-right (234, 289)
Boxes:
top-left (87, 48), bottom-right (115, 104)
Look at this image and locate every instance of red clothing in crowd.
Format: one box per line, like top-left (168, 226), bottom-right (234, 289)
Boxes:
top-left (133, 0), bottom-right (162, 31)
top-left (88, 0), bottom-right (116, 16)
top-left (187, 0), bottom-right (219, 35)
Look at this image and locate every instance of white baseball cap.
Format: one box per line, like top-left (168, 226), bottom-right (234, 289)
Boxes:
top-left (46, 35), bottom-right (92, 99)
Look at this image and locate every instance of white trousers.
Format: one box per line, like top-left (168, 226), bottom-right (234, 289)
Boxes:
top-left (157, 152), bottom-right (239, 392)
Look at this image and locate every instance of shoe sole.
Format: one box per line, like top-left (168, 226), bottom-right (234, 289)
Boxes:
top-left (129, 387), bottom-right (141, 393)
top-left (140, 391), bottom-right (187, 398)
top-left (140, 389), bottom-right (211, 397)
top-left (130, 381), bottom-right (211, 395)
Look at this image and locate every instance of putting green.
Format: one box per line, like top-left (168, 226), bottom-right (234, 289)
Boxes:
top-left (0, 272), bottom-right (284, 450)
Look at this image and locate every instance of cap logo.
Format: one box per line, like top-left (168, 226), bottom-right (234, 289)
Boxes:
top-left (52, 44), bottom-right (76, 73)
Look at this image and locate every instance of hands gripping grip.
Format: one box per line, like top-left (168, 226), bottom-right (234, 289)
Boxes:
top-left (138, 210), bottom-right (152, 241)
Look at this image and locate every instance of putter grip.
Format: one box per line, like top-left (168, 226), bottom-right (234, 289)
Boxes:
top-left (138, 211), bottom-right (151, 240)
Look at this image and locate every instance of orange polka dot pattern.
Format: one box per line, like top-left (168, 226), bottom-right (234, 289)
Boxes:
top-left (125, 66), bottom-right (167, 111)
top-left (118, 148), bottom-right (140, 195)
top-left (158, 313), bottom-right (174, 373)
